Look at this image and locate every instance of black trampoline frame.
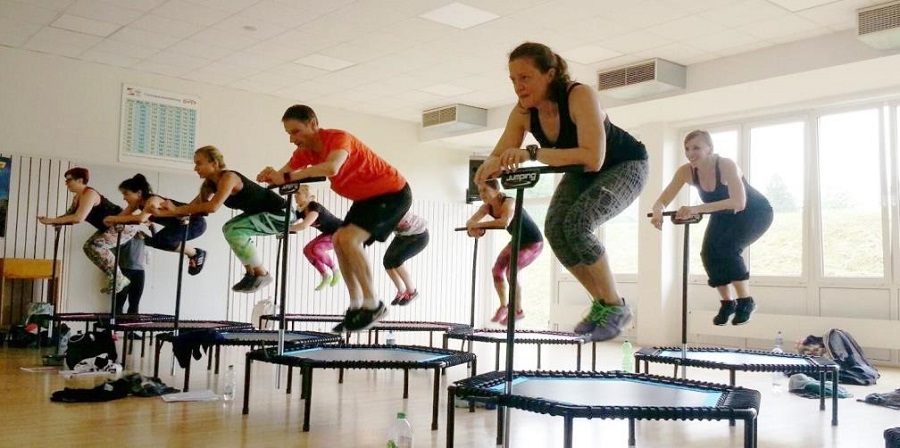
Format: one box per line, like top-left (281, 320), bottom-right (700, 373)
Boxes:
top-left (259, 313), bottom-right (470, 347)
top-left (109, 319), bottom-right (251, 371)
top-left (635, 346), bottom-right (840, 426)
top-left (443, 328), bottom-right (597, 371)
top-left (448, 370), bottom-right (761, 448)
top-left (242, 344), bottom-right (476, 432)
top-left (155, 329), bottom-right (341, 391)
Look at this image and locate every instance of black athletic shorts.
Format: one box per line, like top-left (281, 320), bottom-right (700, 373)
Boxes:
top-left (342, 183), bottom-right (412, 246)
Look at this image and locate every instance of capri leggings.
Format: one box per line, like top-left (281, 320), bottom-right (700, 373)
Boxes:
top-left (701, 207), bottom-right (773, 287)
top-left (492, 241), bottom-right (543, 282)
top-left (303, 233), bottom-right (335, 275)
top-left (83, 226), bottom-right (138, 280)
top-left (545, 159), bottom-right (648, 267)
top-left (383, 231), bottom-right (429, 269)
top-left (146, 217), bottom-right (207, 251)
top-left (222, 210), bottom-right (288, 267)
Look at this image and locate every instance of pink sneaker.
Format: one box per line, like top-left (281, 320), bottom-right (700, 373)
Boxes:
top-left (490, 306), bottom-right (508, 323)
top-left (499, 309), bottom-right (524, 326)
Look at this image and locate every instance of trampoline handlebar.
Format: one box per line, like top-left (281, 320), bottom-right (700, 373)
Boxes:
top-left (265, 176), bottom-right (328, 189)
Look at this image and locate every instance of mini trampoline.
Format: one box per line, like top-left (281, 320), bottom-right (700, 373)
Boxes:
top-left (242, 344), bottom-right (476, 431)
top-left (108, 319), bottom-right (251, 371)
top-left (635, 347), bottom-right (839, 425)
top-left (448, 370), bottom-right (761, 448)
top-left (155, 329), bottom-right (341, 391)
top-left (54, 312), bottom-right (174, 332)
top-left (443, 328), bottom-right (597, 371)
top-left (259, 313), bottom-right (344, 330)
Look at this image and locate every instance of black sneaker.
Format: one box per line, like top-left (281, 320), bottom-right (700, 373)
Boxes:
top-left (390, 291), bottom-right (405, 306)
top-left (713, 300), bottom-right (736, 326)
top-left (344, 301), bottom-right (387, 332)
top-left (732, 297), bottom-right (756, 325)
top-left (332, 308), bottom-right (358, 333)
top-left (188, 248), bottom-right (206, 276)
top-left (231, 273), bottom-right (255, 292)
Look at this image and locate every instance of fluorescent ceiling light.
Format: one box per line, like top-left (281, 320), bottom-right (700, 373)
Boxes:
top-left (419, 2), bottom-right (499, 30)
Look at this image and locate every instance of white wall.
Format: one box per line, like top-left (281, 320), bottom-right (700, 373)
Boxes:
top-left (0, 46), bottom-right (474, 319)
top-left (0, 46), bottom-right (469, 203)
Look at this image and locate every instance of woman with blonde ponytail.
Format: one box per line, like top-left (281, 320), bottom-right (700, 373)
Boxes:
top-left (163, 146), bottom-right (293, 294)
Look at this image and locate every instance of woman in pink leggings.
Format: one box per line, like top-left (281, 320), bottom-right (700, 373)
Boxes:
top-left (466, 180), bottom-right (543, 325)
top-left (290, 186), bottom-right (342, 290)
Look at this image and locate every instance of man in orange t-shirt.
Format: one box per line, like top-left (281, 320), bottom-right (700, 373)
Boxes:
top-left (259, 104), bottom-right (411, 332)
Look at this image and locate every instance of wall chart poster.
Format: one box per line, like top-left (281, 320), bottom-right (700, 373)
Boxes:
top-left (119, 84), bottom-right (198, 167)
top-left (0, 157), bottom-right (11, 238)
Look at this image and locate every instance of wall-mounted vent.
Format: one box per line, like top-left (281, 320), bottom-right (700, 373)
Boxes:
top-left (597, 58), bottom-right (686, 100)
top-left (421, 104), bottom-right (487, 131)
top-left (858, 0), bottom-right (900, 49)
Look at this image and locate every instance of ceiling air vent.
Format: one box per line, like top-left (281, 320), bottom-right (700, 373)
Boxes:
top-left (858, 0), bottom-right (900, 49)
top-left (597, 58), bottom-right (686, 100)
top-left (421, 104), bottom-right (487, 131)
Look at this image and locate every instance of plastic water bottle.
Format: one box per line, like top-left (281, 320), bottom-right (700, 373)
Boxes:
top-left (385, 330), bottom-right (396, 346)
top-left (57, 324), bottom-right (70, 356)
top-left (222, 365), bottom-right (236, 401)
top-left (771, 331), bottom-right (784, 391)
top-left (621, 338), bottom-right (634, 373)
top-left (387, 411), bottom-right (413, 448)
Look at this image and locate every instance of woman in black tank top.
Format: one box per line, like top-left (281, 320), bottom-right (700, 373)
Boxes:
top-left (473, 42), bottom-right (647, 342)
top-left (650, 130), bottom-right (773, 326)
top-left (38, 167), bottom-right (138, 294)
top-left (466, 179), bottom-right (543, 326)
top-left (163, 145), bottom-right (291, 295)
top-left (104, 173), bottom-right (209, 276)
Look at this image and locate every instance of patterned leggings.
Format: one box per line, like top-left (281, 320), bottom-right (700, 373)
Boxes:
top-left (492, 241), bottom-right (543, 282)
top-left (83, 226), bottom-right (138, 279)
top-left (303, 233), bottom-right (335, 275)
top-left (222, 210), bottom-right (288, 267)
top-left (545, 160), bottom-right (648, 267)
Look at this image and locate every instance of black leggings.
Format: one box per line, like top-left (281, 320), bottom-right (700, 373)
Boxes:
top-left (115, 269), bottom-right (145, 314)
top-left (383, 231), bottom-right (429, 269)
top-left (701, 207), bottom-right (773, 288)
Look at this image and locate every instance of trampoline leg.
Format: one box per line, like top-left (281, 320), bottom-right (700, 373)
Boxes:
top-left (672, 364), bottom-right (677, 378)
top-left (431, 368), bottom-right (439, 431)
top-left (442, 334), bottom-right (448, 350)
top-left (495, 343), bottom-right (500, 371)
top-left (213, 345), bottom-right (220, 374)
top-left (536, 344), bottom-right (542, 369)
top-left (628, 418), bottom-right (636, 447)
top-left (831, 368), bottom-right (838, 426)
top-left (819, 370), bottom-right (826, 411)
top-left (403, 369), bottom-right (410, 399)
top-left (183, 359), bottom-right (191, 392)
top-left (730, 370), bottom-right (736, 386)
top-left (429, 331), bottom-right (434, 347)
top-left (287, 366), bottom-right (293, 395)
top-left (242, 356), bottom-right (252, 415)
top-left (496, 405), bottom-right (504, 446)
top-left (446, 388), bottom-right (456, 447)
top-left (339, 368), bottom-right (344, 384)
top-left (592, 342), bottom-right (597, 371)
top-left (302, 367), bottom-right (313, 432)
top-left (140, 332), bottom-right (146, 358)
top-left (576, 344), bottom-right (582, 371)
top-left (121, 334), bottom-right (129, 366)
top-left (153, 338), bottom-right (162, 378)
top-left (563, 417), bottom-right (574, 448)
top-left (744, 417), bottom-right (756, 448)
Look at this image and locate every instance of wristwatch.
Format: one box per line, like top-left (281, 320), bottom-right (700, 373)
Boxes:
top-left (283, 171), bottom-right (292, 183)
top-left (526, 144), bottom-right (539, 161)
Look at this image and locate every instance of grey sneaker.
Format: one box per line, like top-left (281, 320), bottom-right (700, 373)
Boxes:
top-left (243, 273), bottom-right (274, 294)
top-left (585, 300), bottom-right (633, 342)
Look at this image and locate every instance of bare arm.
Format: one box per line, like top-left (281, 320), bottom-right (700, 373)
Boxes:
top-left (171, 172), bottom-right (241, 216)
top-left (103, 203), bottom-right (148, 226)
top-left (39, 189), bottom-right (99, 225)
top-left (290, 210), bottom-right (319, 232)
top-left (145, 196), bottom-right (186, 218)
top-left (276, 150), bottom-right (348, 185)
top-left (650, 164), bottom-right (692, 230)
top-left (468, 201), bottom-right (513, 230)
top-left (474, 110), bottom-right (528, 183)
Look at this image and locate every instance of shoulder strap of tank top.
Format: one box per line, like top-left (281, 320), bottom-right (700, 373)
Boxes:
top-left (714, 155), bottom-right (722, 186)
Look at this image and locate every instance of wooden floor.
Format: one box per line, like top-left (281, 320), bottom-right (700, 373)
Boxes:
top-left (2, 334), bottom-right (899, 448)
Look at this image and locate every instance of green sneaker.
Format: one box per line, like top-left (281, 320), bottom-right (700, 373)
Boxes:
top-left (329, 269), bottom-right (342, 287)
top-left (581, 300), bottom-right (632, 342)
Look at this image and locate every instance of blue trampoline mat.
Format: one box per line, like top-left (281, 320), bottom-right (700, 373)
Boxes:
top-left (657, 350), bottom-right (812, 366)
top-left (282, 347), bottom-right (449, 363)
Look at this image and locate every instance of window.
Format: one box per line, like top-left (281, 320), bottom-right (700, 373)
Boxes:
top-left (817, 108), bottom-right (883, 278)
top-left (605, 200), bottom-right (639, 274)
top-left (748, 121), bottom-right (805, 277)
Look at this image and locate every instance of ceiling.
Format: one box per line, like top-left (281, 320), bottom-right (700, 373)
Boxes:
top-left (0, 0), bottom-right (884, 123)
